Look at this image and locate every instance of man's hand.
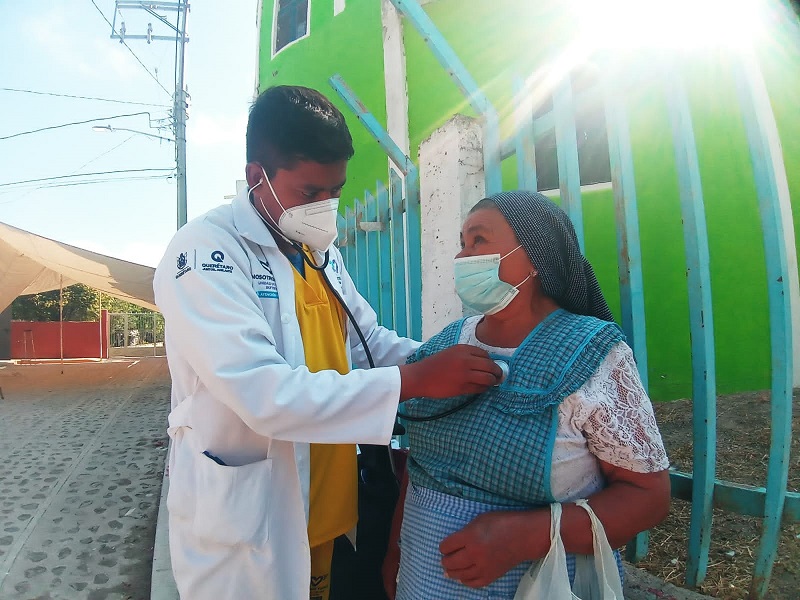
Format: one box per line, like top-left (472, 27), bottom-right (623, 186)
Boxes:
top-left (399, 345), bottom-right (502, 401)
top-left (439, 509), bottom-right (549, 589)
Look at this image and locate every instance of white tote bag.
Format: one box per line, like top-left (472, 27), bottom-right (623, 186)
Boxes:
top-left (513, 500), bottom-right (624, 600)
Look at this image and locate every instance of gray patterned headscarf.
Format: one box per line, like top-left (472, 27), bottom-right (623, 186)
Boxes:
top-left (478, 190), bottom-right (614, 322)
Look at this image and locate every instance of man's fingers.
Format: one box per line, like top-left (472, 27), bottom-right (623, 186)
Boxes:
top-left (467, 356), bottom-right (503, 380)
top-left (463, 368), bottom-right (500, 387)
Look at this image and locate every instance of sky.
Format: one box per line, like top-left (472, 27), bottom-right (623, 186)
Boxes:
top-left (0, 0), bottom-right (259, 268)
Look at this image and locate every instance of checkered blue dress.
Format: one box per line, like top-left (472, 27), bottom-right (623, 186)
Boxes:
top-left (397, 310), bottom-right (625, 598)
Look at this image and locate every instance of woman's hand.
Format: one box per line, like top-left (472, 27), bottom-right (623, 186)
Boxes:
top-left (439, 509), bottom-right (550, 588)
top-left (438, 462), bottom-right (671, 588)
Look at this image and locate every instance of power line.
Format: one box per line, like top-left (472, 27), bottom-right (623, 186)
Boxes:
top-left (0, 87), bottom-right (170, 108)
top-left (27, 175), bottom-right (173, 189)
top-left (89, 0), bottom-right (172, 98)
top-left (0, 111), bottom-right (159, 141)
top-left (0, 174), bottom-right (174, 205)
top-left (74, 135), bottom-right (137, 172)
top-left (0, 168), bottom-right (175, 188)
top-left (6, 135), bottom-right (138, 204)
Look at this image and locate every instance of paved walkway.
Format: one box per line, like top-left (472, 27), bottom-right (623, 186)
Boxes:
top-left (0, 358), bottom-right (170, 600)
top-left (0, 357), bottom-right (712, 600)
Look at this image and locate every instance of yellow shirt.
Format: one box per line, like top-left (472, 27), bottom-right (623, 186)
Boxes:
top-left (292, 255), bottom-right (358, 548)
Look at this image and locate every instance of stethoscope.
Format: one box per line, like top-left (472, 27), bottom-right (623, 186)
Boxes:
top-left (252, 194), bottom-right (507, 424)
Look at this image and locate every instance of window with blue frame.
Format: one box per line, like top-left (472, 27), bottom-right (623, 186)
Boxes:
top-left (533, 68), bottom-right (611, 192)
top-left (274, 0), bottom-right (310, 54)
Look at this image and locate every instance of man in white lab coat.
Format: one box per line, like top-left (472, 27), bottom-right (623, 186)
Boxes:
top-left (153, 86), bottom-right (501, 600)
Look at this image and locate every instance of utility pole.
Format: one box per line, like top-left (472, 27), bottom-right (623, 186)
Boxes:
top-left (110, 1), bottom-right (190, 229)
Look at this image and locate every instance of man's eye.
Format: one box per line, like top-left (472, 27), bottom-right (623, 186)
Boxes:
top-left (302, 191), bottom-right (316, 199)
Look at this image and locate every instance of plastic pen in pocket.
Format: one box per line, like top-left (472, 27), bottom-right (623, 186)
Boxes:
top-left (202, 450), bottom-right (227, 466)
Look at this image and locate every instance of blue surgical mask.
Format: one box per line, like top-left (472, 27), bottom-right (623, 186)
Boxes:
top-left (453, 245), bottom-right (533, 315)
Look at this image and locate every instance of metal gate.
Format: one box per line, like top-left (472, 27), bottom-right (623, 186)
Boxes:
top-left (108, 312), bottom-right (165, 357)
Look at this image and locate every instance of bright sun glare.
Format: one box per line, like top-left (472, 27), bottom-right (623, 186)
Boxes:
top-left (572, 0), bottom-right (765, 50)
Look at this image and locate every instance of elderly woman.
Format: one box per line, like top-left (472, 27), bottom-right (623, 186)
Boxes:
top-left (383, 191), bottom-right (670, 599)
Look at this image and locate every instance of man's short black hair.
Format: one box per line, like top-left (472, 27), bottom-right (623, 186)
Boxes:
top-left (246, 85), bottom-right (354, 177)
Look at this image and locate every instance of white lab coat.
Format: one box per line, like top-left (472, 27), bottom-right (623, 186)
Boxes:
top-left (153, 189), bottom-right (420, 600)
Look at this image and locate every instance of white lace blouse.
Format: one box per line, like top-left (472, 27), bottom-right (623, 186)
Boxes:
top-left (458, 315), bottom-right (669, 502)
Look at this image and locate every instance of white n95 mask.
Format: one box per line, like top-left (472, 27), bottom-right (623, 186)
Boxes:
top-left (250, 165), bottom-right (340, 251)
top-left (453, 245), bottom-right (533, 315)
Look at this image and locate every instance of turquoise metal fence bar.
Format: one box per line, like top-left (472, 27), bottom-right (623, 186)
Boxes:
top-left (390, 169), bottom-right (409, 339)
top-left (512, 77), bottom-right (538, 191)
top-left (602, 66), bottom-right (651, 562)
top-left (388, 0), bottom-right (502, 195)
top-left (336, 214), bottom-right (347, 267)
top-left (663, 64), bottom-right (718, 588)
top-left (404, 169), bottom-right (422, 340)
top-left (602, 68), bottom-right (649, 392)
top-left (354, 199), bottom-right (368, 303)
top-left (345, 206), bottom-right (357, 277)
top-left (553, 77), bottom-right (585, 250)
top-left (733, 51), bottom-right (795, 600)
top-left (377, 183), bottom-right (394, 328)
top-left (364, 191), bottom-right (381, 309)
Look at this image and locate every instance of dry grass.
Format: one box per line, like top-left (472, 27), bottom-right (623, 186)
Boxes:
top-left (638, 390), bottom-right (800, 599)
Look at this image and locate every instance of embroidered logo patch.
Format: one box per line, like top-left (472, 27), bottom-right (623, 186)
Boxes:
top-left (202, 250), bottom-right (233, 274)
top-left (253, 258), bottom-right (278, 298)
top-left (175, 252), bottom-right (191, 279)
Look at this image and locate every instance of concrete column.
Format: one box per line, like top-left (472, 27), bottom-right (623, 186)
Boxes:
top-left (0, 307), bottom-right (10, 360)
top-left (418, 115), bottom-right (486, 339)
top-left (381, 0), bottom-right (411, 160)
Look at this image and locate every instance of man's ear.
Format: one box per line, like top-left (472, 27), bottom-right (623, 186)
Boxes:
top-left (245, 162), bottom-right (264, 190)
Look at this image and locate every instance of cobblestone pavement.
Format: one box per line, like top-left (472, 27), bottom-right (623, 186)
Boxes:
top-left (0, 358), bottom-right (170, 600)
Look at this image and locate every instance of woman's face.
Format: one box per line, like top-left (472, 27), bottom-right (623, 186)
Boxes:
top-left (456, 207), bottom-right (535, 286)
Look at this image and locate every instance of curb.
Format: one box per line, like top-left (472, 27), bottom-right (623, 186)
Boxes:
top-left (151, 451), bottom-right (179, 600)
top-left (623, 562), bottom-right (715, 600)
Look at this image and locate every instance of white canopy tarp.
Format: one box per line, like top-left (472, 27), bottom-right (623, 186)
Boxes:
top-left (0, 221), bottom-right (157, 313)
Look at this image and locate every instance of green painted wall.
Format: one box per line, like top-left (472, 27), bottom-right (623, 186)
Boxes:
top-left (258, 0), bottom-right (389, 203)
top-left (258, 0), bottom-right (800, 400)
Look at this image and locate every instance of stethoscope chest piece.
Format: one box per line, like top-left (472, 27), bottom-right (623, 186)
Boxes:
top-left (493, 359), bottom-right (510, 385)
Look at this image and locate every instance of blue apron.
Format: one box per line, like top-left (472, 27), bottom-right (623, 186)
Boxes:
top-left (397, 309), bottom-right (625, 599)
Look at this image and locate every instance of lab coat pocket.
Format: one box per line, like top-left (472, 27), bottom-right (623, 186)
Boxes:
top-left (192, 453), bottom-right (273, 547)
top-left (166, 431), bottom-right (197, 523)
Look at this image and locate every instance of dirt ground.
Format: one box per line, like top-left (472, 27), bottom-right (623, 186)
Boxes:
top-left (640, 390), bottom-right (800, 599)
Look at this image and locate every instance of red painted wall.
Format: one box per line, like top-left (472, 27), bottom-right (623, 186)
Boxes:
top-left (11, 311), bottom-right (108, 359)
